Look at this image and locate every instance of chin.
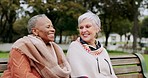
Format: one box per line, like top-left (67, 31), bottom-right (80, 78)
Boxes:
top-left (83, 39), bottom-right (90, 42)
top-left (49, 39), bottom-right (54, 42)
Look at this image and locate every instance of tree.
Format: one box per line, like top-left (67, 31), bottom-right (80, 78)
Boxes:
top-left (141, 16), bottom-right (148, 38)
top-left (25, 0), bottom-right (85, 43)
top-left (85, 0), bottom-right (144, 49)
top-left (97, 0), bottom-right (128, 47)
top-left (13, 16), bottom-right (29, 40)
top-left (0, 0), bottom-right (21, 42)
top-left (112, 18), bottom-right (132, 42)
top-left (55, 1), bottom-right (85, 43)
top-left (56, 13), bottom-right (80, 43)
top-left (75, 0), bottom-right (136, 47)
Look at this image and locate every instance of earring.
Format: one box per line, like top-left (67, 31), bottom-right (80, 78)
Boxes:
top-left (95, 32), bottom-right (99, 38)
top-left (35, 34), bottom-right (38, 36)
top-left (33, 33), bottom-right (38, 37)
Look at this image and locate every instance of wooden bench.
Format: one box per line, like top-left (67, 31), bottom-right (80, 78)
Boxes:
top-left (0, 58), bottom-right (7, 76)
top-left (0, 58), bottom-right (7, 74)
top-left (0, 53), bottom-right (148, 78)
top-left (110, 53), bottom-right (148, 78)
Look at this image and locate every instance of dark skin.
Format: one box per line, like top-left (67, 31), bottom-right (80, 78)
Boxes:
top-left (32, 17), bottom-right (55, 44)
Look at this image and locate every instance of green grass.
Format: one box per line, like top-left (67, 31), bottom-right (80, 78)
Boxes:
top-left (108, 50), bottom-right (128, 55)
top-left (0, 52), bottom-right (9, 58)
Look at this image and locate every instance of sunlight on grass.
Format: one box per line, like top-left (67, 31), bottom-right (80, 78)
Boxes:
top-left (0, 52), bottom-right (9, 58)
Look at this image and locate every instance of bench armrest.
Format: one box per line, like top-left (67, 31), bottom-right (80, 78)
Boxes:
top-left (134, 53), bottom-right (148, 78)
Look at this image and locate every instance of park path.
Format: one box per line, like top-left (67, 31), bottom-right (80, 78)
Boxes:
top-left (0, 43), bottom-right (70, 52)
top-left (0, 43), bottom-right (13, 52)
top-left (0, 43), bottom-right (144, 53)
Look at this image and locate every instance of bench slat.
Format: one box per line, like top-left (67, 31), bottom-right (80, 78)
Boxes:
top-left (117, 73), bottom-right (143, 78)
top-left (110, 54), bottom-right (137, 59)
top-left (0, 53), bottom-right (147, 78)
top-left (114, 66), bottom-right (141, 74)
top-left (0, 58), bottom-right (8, 64)
top-left (0, 64), bottom-right (7, 73)
top-left (111, 58), bottom-right (140, 65)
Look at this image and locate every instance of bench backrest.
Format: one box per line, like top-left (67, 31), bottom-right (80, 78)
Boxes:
top-left (110, 53), bottom-right (148, 78)
top-left (0, 58), bottom-right (8, 73)
top-left (0, 53), bottom-right (147, 78)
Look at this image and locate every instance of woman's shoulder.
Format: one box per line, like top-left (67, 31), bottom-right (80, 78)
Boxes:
top-left (69, 40), bottom-right (80, 47)
top-left (12, 36), bottom-right (29, 48)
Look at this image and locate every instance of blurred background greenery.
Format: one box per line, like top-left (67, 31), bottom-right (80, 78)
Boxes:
top-left (0, 0), bottom-right (148, 49)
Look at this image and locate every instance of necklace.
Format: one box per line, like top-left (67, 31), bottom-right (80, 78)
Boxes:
top-left (82, 44), bottom-right (103, 56)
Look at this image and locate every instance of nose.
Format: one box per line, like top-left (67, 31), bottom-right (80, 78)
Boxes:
top-left (81, 27), bottom-right (87, 32)
top-left (50, 27), bottom-right (55, 33)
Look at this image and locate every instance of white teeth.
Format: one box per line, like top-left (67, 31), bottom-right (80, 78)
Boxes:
top-left (83, 34), bottom-right (89, 37)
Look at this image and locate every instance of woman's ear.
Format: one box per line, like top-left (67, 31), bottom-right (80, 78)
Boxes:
top-left (32, 28), bottom-right (38, 36)
top-left (97, 27), bottom-right (101, 32)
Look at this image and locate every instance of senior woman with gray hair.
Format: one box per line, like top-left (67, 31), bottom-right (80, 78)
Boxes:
top-left (67, 11), bottom-right (117, 78)
top-left (1, 14), bottom-right (71, 78)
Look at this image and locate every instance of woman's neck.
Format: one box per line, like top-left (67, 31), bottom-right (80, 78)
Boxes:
top-left (87, 40), bottom-right (96, 47)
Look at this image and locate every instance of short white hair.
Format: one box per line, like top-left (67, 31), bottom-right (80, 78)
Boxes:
top-left (78, 11), bottom-right (101, 29)
top-left (27, 14), bottom-right (47, 33)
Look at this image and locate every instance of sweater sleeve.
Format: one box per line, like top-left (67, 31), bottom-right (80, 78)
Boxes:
top-left (1, 48), bottom-right (41, 78)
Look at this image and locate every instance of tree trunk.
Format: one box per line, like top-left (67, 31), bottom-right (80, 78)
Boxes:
top-left (105, 32), bottom-right (109, 47)
top-left (120, 35), bottom-right (122, 42)
top-left (132, 12), bottom-right (138, 53)
top-left (59, 30), bottom-right (63, 44)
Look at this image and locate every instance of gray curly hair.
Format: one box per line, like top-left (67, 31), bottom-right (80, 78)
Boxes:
top-left (27, 14), bottom-right (47, 33)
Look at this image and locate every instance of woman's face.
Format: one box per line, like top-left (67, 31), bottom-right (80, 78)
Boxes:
top-left (78, 19), bottom-right (98, 44)
top-left (33, 17), bottom-right (55, 43)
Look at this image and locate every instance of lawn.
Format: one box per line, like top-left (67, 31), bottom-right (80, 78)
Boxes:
top-left (0, 52), bottom-right (9, 58)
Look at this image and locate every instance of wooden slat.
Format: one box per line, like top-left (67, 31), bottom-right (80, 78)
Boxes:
top-left (117, 73), bottom-right (143, 78)
top-left (110, 54), bottom-right (137, 59)
top-left (0, 58), bottom-right (8, 73)
top-left (111, 58), bottom-right (140, 65)
top-left (114, 66), bottom-right (141, 74)
top-left (0, 54), bottom-right (146, 78)
top-left (0, 64), bottom-right (7, 72)
top-left (0, 58), bottom-right (8, 64)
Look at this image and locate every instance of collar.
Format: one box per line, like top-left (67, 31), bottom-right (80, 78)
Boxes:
top-left (80, 37), bottom-right (101, 51)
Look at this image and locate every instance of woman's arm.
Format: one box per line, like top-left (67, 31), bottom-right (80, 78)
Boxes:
top-left (1, 48), bottom-right (41, 78)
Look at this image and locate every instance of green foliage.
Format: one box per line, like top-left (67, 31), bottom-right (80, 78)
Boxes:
top-left (13, 17), bottom-right (29, 39)
top-left (0, 0), bottom-right (147, 45)
top-left (141, 16), bottom-right (148, 38)
top-left (26, 0), bottom-right (85, 34)
top-left (112, 18), bottom-right (132, 36)
top-left (0, 0), bottom-right (21, 42)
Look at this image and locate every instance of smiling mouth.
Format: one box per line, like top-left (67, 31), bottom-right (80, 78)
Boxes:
top-left (48, 33), bottom-right (54, 36)
top-left (82, 33), bottom-right (90, 37)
